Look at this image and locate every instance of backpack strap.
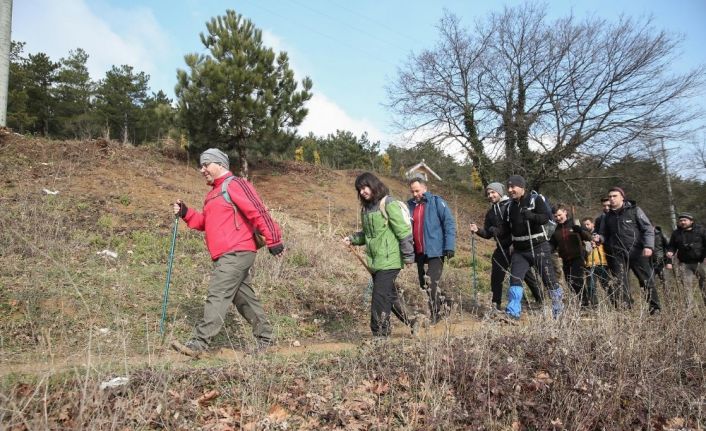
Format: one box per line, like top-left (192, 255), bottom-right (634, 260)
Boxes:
top-left (378, 195), bottom-right (390, 224)
top-left (220, 176), bottom-right (236, 205)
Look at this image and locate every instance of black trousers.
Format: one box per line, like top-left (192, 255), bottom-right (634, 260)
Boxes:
top-left (416, 255), bottom-right (447, 321)
top-left (371, 269), bottom-right (412, 336)
top-left (607, 249), bottom-right (661, 312)
top-left (490, 246), bottom-right (543, 307)
top-left (509, 241), bottom-right (560, 292)
top-left (563, 258), bottom-right (593, 306)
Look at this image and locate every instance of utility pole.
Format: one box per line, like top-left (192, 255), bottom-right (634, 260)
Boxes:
top-left (660, 137), bottom-right (677, 230)
top-left (0, 0), bottom-right (12, 127)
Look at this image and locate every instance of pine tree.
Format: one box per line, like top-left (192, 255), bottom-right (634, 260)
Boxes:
top-left (54, 48), bottom-right (96, 139)
top-left (176, 9), bottom-right (313, 176)
top-left (95, 65), bottom-right (149, 144)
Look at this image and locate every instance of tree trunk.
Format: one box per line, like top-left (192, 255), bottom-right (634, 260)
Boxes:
top-left (237, 145), bottom-right (249, 179)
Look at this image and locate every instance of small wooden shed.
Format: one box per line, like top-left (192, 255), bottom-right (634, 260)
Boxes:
top-left (405, 159), bottom-right (442, 182)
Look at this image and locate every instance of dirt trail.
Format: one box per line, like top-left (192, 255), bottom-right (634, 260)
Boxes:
top-left (1, 312), bottom-right (497, 378)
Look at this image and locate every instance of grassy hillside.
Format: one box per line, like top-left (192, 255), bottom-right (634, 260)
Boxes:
top-left (1, 134), bottom-right (704, 430)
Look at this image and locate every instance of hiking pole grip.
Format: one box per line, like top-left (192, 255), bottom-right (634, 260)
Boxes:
top-left (160, 215), bottom-right (179, 339)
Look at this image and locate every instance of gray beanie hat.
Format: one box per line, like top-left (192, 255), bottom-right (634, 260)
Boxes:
top-left (678, 212), bottom-right (694, 221)
top-left (486, 182), bottom-right (506, 196)
top-left (200, 148), bottom-right (229, 169)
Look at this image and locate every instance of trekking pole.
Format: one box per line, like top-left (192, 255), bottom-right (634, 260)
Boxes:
top-left (345, 242), bottom-right (375, 306)
top-left (160, 215), bottom-right (179, 339)
top-left (471, 233), bottom-right (478, 306)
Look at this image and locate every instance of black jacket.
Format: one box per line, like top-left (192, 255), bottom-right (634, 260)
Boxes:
top-left (598, 200), bottom-right (654, 255)
top-left (550, 219), bottom-right (592, 262)
top-left (497, 192), bottom-right (551, 252)
top-left (667, 224), bottom-right (706, 264)
top-left (475, 197), bottom-right (512, 249)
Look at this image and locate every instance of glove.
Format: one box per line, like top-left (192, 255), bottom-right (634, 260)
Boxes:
top-left (443, 250), bottom-right (455, 259)
top-left (177, 202), bottom-right (188, 218)
top-left (268, 243), bottom-right (285, 257)
top-left (520, 208), bottom-right (535, 222)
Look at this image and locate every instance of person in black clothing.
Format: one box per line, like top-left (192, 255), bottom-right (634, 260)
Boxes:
top-left (595, 187), bottom-right (661, 314)
top-left (551, 205), bottom-right (594, 307)
top-left (470, 182), bottom-right (543, 312)
top-left (594, 197), bottom-right (611, 233)
top-left (666, 212), bottom-right (706, 306)
top-left (496, 175), bottom-right (564, 319)
top-left (652, 226), bottom-right (671, 289)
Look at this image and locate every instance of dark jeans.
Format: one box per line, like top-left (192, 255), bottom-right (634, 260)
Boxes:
top-left (563, 258), bottom-right (593, 306)
top-left (510, 241), bottom-right (561, 292)
top-left (416, 255), bottom-right (447, 321)
top-left (607, 249), bottom-right (661, 312)
top-left (490, 246), bottom-right (542, 308)
top-left (585, 265), bottom-right (615, 306)
top-left (371, 269), bottom-right (412, 336)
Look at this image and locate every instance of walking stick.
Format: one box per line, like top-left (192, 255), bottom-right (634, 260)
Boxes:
top-left (160, 215), bottom-right (179, 339)
top-left (471, 234), bottom-right (478, 305)
top-left (345, 242), bottom-right (374, 306)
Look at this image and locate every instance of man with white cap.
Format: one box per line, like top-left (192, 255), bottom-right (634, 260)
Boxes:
top-left (667, 212), bottom-right (706, 305)
top-left (172, 148), bottom-right (284, 355)
top-left (470, 181), bottom-right (542, 312)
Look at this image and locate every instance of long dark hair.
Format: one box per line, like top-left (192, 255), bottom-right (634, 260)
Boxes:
top-left (354, 172), bottom-right (389, 206)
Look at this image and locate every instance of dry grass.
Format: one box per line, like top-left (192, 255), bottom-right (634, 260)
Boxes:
top-left (1, 135), bottom-right (704, 429)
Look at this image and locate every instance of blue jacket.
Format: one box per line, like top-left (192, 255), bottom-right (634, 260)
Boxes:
top-left (407, 192), bottom-right (456, 257)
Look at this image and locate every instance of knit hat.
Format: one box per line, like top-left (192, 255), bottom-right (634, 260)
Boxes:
top-left (507, 175), bottom-right (527, 189)
top-left (200, 148), bottom-right (229, 169)
top-left (678, 212), bottom-right (694, 221)
top-left (486, 182), bottom-right (506, 196)
top-left (609, 186), bottom-right (625, 198)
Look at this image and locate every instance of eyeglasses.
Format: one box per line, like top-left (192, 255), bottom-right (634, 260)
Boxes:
top-left (200, 162), bottom-right (212, 169)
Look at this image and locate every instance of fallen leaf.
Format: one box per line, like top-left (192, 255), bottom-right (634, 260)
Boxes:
top-left (194, 389), bottom-right (220, 406)
top-left (372, 382), bottom-right (390, 395)
top-left (267, 404), bottom-right (290, 422)
top-left (550, 418), bottom-right (564, 429)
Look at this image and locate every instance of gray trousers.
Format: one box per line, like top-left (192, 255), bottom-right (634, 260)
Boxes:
top-left (681, 262), bottom-right (706, 305)
top-left (193, 251), bottom-right (273, 346)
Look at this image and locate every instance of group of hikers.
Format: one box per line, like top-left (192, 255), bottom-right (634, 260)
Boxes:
top-left (170, 148), bottom-right (706, 355)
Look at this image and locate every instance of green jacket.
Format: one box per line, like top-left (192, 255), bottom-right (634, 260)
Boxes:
top-left (350, 197), bottom-right (414, 272)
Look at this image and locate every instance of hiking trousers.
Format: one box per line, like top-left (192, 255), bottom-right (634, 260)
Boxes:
top-left (509, 241), bottom-right (561, 292)
top-left (193, 251), bottom-right (273, 346)
top-left (490, 246), bottom-right (542, 308)
top-left (563, 258), bottom-right (593, 306)
top-left (680, 262), bottom-right (706, 306)
top-left (585, 265), bottom-right (615, 306)
top-left (371, 269), bottom-right (412, 336)
top-left (608, 249), bottom-right (661, 313)
top-left (416, 255), bottom-right (447, 322)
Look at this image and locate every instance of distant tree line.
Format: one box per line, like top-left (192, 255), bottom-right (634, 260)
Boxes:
top-left (7, 42), bottom-right (175, 145)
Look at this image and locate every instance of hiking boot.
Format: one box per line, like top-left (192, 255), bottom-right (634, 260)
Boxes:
top-left (171, 339), bottom-right (207, 358)
top-left (410, 316), bottom-right (421, 336)
top-left (248, 338), bottom-right (274, 354)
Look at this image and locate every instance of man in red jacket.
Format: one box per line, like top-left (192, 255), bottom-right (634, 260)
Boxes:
top-left (172, 148), bottom-right (284, 355)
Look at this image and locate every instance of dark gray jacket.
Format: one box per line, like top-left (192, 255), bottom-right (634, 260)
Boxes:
top-left (667, 224), bottom-right (706, 264)
top-left (598, 200), bottom-right (654, 255)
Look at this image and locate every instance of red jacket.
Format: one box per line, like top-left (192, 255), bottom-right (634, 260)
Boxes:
top-left (183, 173), bottom-right (283, 260)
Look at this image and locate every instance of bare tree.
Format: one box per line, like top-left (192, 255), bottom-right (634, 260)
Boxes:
top-left (387, 4), bottom-right (705, 190)
top-left (386, 12), bottom-right (494, 185)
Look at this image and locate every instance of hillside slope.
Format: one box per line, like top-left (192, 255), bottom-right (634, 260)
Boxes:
top-left (0, 134), bottom-right (492, 364)
top-left (2, 135), bottom-right (704, 430)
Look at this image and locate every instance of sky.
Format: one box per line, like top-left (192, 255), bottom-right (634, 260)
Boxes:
top-left (10, 0), bottom-right (706, 155)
